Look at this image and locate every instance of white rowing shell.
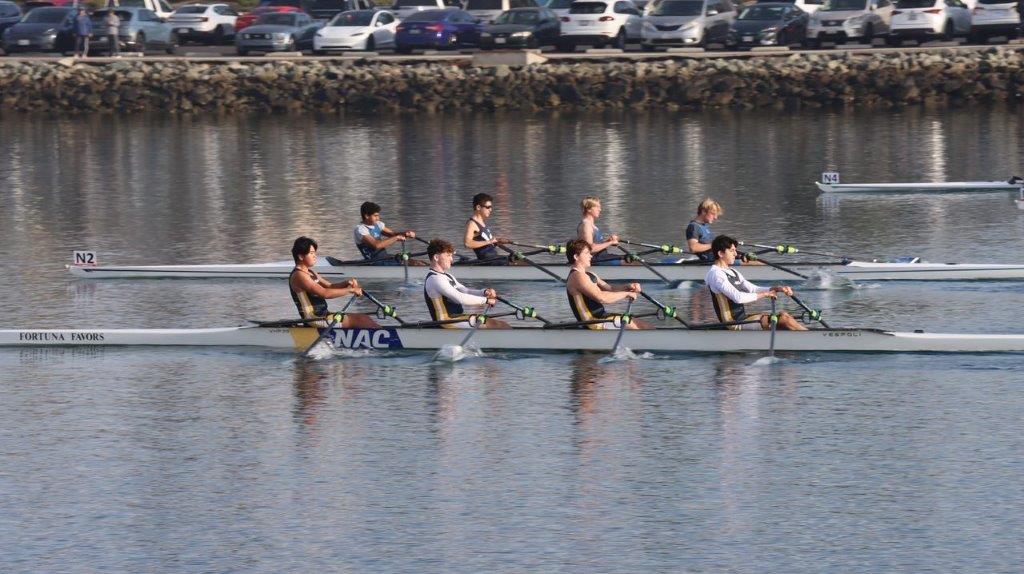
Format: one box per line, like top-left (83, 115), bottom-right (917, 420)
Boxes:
top-left (816, 181), bottom-right (1022, 193)
top-left (3, 326), bottom-right (1024, 353)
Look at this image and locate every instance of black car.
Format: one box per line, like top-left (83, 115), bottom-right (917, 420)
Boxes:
top-left (0, 0), bottom-right (22, 39)
top-left (1, 6), bottom-right (76, 53)
top-left (479, 6), bottom-right (559, 48)
top-left (727, 2), bottom-right (807, 48)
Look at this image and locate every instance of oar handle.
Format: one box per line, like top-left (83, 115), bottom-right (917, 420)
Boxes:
top-left (637, 291), bottom-right (690, 327)
top-left (789, 294), bottom-right (831, 328)
top-left (510, 241), bottom-right (566, 254)
top-left (621, 239), bottom-right (684, 254)
top-left (361, 290), bottom-right (407, 325)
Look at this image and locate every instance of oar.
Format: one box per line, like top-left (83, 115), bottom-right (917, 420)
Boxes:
top-left (542, 312), bottom-right (658, 329)
top-left (361, 289), bottom-right (408, 325)
top-left (637, 291), bottom-right (690, 327)
top-left (740, 241), bottom-right (856, 263)
top-left (741, 252), bottom-right (809, 280)
top-left (496, 295), bottom-right (551, 325)
top-left (616, 245), bottom-right (674, 287)
top-left (497, 244), bottom-right (566, 283)
top-left (620, 239), bottom-right (684, 254)
top-left (789, 294), bottom-right (831, 329)
top-left (302, 312), bottom-right (346, 357)
top-left (610, 298), bottom-right (634, 356)
top-left (509, 241), bottom-right (565, 255)
top-left (767, 297), bottom-right (778, 360)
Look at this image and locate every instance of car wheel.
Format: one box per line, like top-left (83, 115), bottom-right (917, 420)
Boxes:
top-left (166, 33), bottom-right (178, 54)
top-left (613, 28), bottom-right (626, 50)
top-left (942, 20), bottom-right (953, 40)
top-left (365, 34), bottom-right (375, 52)
top-left (776, 31), bottom-right (788, 47)
top-left (212, 25), bottom-right (224, 45)
top-left (860, 23), bottom-right (873, 45)
top-left (286, 36), bottom-right (296, 51)
top-left (136, 32), bottom-right (146, 53)
top-left (237, 47), bottom-right (248, 56)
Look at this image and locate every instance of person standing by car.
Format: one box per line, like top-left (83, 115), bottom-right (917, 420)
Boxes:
top-left (73, 7), bottom-right (92, 57)
top-left (104, 10), bottom-right (120, 56)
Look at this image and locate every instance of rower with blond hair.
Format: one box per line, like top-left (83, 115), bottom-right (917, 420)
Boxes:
top-left (575, 196), bottom-right (623, 266)
top-left (686, 198), bottom-right (760, 265)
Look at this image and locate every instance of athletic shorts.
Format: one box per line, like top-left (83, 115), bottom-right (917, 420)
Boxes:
top-left (726, 313), bottom-right (765, 331)
top-left (585, 314), bottom-right (626, 330)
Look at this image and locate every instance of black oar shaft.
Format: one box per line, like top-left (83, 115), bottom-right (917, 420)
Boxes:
top-left (362, 290), bottom-right (408, 325)
top-left (789, 294), bottom-right (831, 329)
top-left (498, 244), bottom-right (566, 283)
top-left (496, 296), bottom-right (551, 325)
top-left (638, 291), bottom-right (691, 328)
top-left (745, 253), bottom-right (809, 280)
top-left (616, 245), bottom-right (673, 286)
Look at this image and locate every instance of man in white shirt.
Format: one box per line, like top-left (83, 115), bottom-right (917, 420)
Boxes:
top-left (705, 235), bottom-right (807, 331)
top-left (423, 239), bottom-right (509, 329)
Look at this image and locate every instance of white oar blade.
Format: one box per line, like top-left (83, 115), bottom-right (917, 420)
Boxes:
top-left (433, 344), bottom-right (483, 363)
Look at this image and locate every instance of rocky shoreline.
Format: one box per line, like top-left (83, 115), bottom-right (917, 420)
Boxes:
top-left (1, 48), bottom-right (1023, 114)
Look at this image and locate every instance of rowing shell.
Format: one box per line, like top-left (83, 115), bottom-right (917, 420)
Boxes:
top-left (66, 260), bottom-right (1024, 282)
top-left (816, 181), bottom-right (1023, 194)
top-left (4, 326), bottom-right (1024, 353)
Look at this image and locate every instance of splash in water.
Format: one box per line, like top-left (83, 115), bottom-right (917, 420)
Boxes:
top-left (801, 270), bottom-right (858, 290)
top-left (433, 344), bottom-right (485, 363)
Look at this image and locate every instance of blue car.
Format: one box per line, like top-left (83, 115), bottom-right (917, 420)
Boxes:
top-left (0, 1), bottom-right (23, 39)
top-left (394, 8), bottom-right (481, 53)
top-left (1, 6), bottom-right (75, 54)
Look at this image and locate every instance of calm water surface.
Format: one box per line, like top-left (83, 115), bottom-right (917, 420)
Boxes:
top-left (1, 107), bottom-right (1022, 573)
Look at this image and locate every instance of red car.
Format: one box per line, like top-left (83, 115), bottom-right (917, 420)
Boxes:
top-left (235, 4), bottom-right (305, 31)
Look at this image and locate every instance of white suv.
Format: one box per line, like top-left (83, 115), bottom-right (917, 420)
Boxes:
top-left (642, 0), bottom-right (735, 48)
top-left (805, 0), bottom-right (893, 46)
top-left (969, 0), bottom-right (1021, 40)
top-left (888, 0), bottom-right (971, 42)
top-left (169, 3), bottom-right (239, 44)
top-left (558, 0), bottom-right (643, 50)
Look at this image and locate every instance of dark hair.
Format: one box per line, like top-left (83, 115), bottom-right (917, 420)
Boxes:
top-left (360, 201), bottom-right (381, 218)
top-left (427, 238), bottom-right (454, 259)
top-left (711, 235), bottom-right (738, 260)
top-left (565, 239), bottom-right (591, 264)
top-left (292, 236), bottom-right (318, 262)
top-left (472, 193), bottom-right (493, 208)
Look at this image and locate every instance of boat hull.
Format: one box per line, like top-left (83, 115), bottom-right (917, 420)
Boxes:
top-left (66, 260), bottom-right (1024, 282)
top-left (3, 326), bottom-right (1024, 353)
top-left (816, 181), bottom-right (1022, 193)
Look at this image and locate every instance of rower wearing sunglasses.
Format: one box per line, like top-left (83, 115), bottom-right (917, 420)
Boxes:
top-left (463, 193), bottom-right (513, 265)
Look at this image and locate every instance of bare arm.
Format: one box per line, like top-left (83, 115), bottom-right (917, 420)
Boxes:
top-left (571, 273), bottom-right (637, 305)
top-left (361, 232), bottom-right (405, 251)
top-left (687, 237), bottom-right (712, 254)
top-left (579, 220), bottom-right (619, 252)
top-left (463, 220), bottom-right (496, 250)
top-left (293, 272), bottom-right (363, 300)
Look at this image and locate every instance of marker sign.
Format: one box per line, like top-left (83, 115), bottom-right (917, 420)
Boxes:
top-left (73, 251), bottom-right (97, 267)
top-left (821, 171), bottom-right (840, 185)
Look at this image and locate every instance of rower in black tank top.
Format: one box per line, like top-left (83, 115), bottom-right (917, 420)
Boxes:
top-left (289, 267), bottom-right (329, 320)
top-left (468, 218), bottom-right (506, 265)
top-left (566, 268), bottom-right (608, 326)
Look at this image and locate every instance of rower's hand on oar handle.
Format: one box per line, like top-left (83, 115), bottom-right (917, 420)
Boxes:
top-left (627, 282), bottom-right (642, 293)
top-left (771, 285), bottom-right (795, 297)
top-left (402, 230), bottom-right (416, 239)
top-left (608, 234), bottom-right (620, 245)
top-left (759, 290), bottom-right (778, 300)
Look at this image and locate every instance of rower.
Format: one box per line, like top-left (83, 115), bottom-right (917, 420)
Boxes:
top-left (686, 198), bottom-right (760, 265)
top-left (354, 202), bottom-right (425, 266)
top-left (289, 236), bottom-right (379, 329)
top-left (705, 235), bottom-right (806, 331)
top-left (576, 196), bottom-right (624, 266)
top-left (463, 193), bottom-right (511, 265)
top-left (565, 239), bottom-right (653, 330)
top-left (424, 239), bottom-right (510, 329)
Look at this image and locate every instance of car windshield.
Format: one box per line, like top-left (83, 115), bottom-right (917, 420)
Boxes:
top-left (546, 0), bottom-right (573, 7)
top-left (650, 0), bottom-right (703, 15)
top-left (329, 10), bottom-right (374, 24)
top-left (403, 9), bottom-right (447, 18)
top-left (257, 12), bottom-right (298, 23)
top-left (822, 0), bottom-right (866, 9)
top-left (569, 2), bottom-right (608, 13)
top-left (262, 0), bottom-right (303, 6)
top-left (466, 0), bottom-right (503, 8)
top-left (312, 0), bottom-right (348, 10)
top-left (738, 5), bottom-right (785, 18)
top-left (0, 3), bottom-right (21, 17)
top-left (175, 5), bottom-right (208, 13)
top-left (92, 9), bottom-right (132, 21)
top-left (394, 0), bottom-right (440, 6)
top-left (495, 9), bottom-right (539, 21)
top-left (23, 8), bottom-right (69, 23)
top-left (895, 0), bottom-right (935, 6)
top-left (118, 0), bottom-right (147, 7)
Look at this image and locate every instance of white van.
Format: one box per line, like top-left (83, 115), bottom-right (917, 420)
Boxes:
top-left (465, 0), bottom-right (540, 23)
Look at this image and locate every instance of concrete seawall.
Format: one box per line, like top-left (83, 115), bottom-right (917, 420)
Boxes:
top-left (1, 48), bottom-right (1023, 114)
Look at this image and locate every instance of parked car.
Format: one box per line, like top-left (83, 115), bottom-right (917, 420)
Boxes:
top-left (392, 0), bottom-right (464, 20)
top-left (546, 0), bottom-right (575, 16)
top-left (394, 8), bottom-right (482, 51)
top-left (887, 0), bottom-right (970, 42)
top-left (117, 0), bottom-right (175, 20)
top-left (727, 1), bottom-right (807, 46)
top-left (1, 6), bottom-right (75, 54)
top-left (804, 0), bottom-right (893, 46)
top-left (0, 1), bottom-right (23, 39)
top-left (559, 0), bottom-right (642, 50)
top-left (235, 11), bottom-right (321, 53)
top-left (479, 6), bottom-right (560, 46)
top-left (313, 8), bottom-right (398, 51)
top-left (640, 0), bottom-right (733, 49)
top-left (756, 0), bottom-right (823, 14)
top-left (968, 0), bottom-right (1019, 40)
top-left (308, 0), bottom-right (374, 21)
top-left (235, 5), bottom-right (304, 31)
top-left (89, 7), bottom-right (179, 54)
top-left (466, 0), bottom-right (541, 23)
top-left (168, 3), bottom-right (238, 44)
